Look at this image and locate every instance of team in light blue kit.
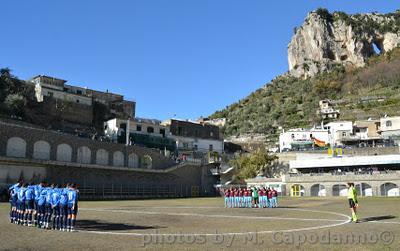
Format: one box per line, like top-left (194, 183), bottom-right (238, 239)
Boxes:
top-left (8, 180), bottom-right (79, 232)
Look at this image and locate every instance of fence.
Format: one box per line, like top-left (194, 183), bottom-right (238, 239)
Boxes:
top-left (77, 183), bottom-right (200, 200)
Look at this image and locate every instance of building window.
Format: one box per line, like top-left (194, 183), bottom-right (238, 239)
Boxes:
top-left (209, 145), bottom-right (213, 151)
top-left (386, 120), bottom-right (392, 127)
top-left (342, 132), bottom-right (347, 137)
top-left (136, 125), bottom-right (142, 131)
top-left (210, 132), bottom-right (214, 137)
top-left (76, 90), bottom-right (83, 95)
top-left (48, 92), bottom-right (53, 97)
top-left (178, 126), bottom-right (183, 136)
top-left (147, 127), bottom-right (154, 133)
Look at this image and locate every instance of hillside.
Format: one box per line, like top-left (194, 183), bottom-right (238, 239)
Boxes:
top-left (210, 46), bottom-right (400, 144)
top-left (210, 9), bottom-right (400, 145)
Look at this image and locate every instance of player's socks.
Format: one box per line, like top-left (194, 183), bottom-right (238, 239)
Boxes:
top-left (53, 216), bottom-right (57, 230)
top-left (71, 218), bottom-right (76, 230)
top-left (28, 213), bottom-right (32, 226)
top-left (352, 212), bottom-right (358, 222)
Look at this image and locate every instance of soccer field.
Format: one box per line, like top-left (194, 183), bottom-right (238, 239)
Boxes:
top-left (1, 197), bottom-right (399, 250)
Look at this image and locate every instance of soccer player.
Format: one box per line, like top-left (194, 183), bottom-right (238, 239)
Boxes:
top-left (252, 187), bottom-right (259, 208)
top-left (271, 188), bottom-right (278, 208)
top-left (24, 183), bottom-right (35, 226)
top-left (51, 185), bottom-right (61, 230)
top-left (33, 181), bottom-right (45, 226)
top-left (37, 183), bottom-right (48, 228)
top-left (17, 183), bottom-right (27, 225)
top-left (233, 188), bottom-right (239, 208)
top-left (267, 188), bottom-right (273, 208)
top-left (258, 188), bottom-right (264, 208)
top-left (67, 183), bottom-right (79, 231)
top-left (44, 184), bottom-right (54, 229)
top-left (245, 188), bottom-right (251, 208)
top-left (8, 179), bottom-right (22, 223)
top-left (238, 188), bottom-right (244, 208)
top-left (224, 189), bottom-right (230, 208)
top-left (347, 182), bottom-right (359, 223)
top-left (229, 189), bottom-right (234, 208)
top-left (59, 184), bottom-right (69, 231)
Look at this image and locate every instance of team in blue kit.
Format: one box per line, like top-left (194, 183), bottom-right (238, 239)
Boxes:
top-left (8, 180), bottom-right (79, 232)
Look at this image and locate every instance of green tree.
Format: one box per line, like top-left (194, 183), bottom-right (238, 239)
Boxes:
top-left (4, 94), bottom-right (26, 116)
top-left (230, 149), bottom-right (278, 181)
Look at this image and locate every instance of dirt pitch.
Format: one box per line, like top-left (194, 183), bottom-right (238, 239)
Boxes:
top-left (0, 197), bottom-right (399, 251)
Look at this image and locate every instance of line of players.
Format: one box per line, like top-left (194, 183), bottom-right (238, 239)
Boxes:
top-left (224, 187), bottom-right (278, 208)
top-left (8, 180), bottom-right (79, 232)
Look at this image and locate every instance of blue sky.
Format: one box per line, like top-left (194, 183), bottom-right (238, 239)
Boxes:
top-left (2, 1), bottom-right (399, 120)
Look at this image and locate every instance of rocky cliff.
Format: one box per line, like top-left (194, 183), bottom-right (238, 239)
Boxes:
top-left (288, 9), bottom-right (400, 78)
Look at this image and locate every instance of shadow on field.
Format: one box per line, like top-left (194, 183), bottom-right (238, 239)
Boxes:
top-left (360, 215), bottom-right (396, 222)
top-left (76, 220), bottom-right (165, 231)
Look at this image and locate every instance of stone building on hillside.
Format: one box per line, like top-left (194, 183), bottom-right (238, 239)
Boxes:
top-left (318, 99), bottom-right (340, 120)
top-left (28, 75), bottom-right (136, 126)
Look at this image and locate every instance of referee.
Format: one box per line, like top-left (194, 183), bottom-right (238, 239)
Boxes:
top-left (347, 183), bottom-right (359, 223)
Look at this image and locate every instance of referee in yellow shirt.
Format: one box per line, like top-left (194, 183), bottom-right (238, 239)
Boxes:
top-left (347, 182), bottom-right (359, 223)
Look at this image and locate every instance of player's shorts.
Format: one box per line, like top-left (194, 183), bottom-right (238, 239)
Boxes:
top-left (348, 199), bottom-right (356, 208)
top-left (253, 197), bottom-right (259, 204)
top-left (38, 204), bottom-right (45, 214)
top-left (68, 204), bottom-right (78, 215)
top-left (34, 201), bottom-right (38, 211)
top-left (59, 204), bottom-right (68, 216)
top-left (52, 206), bottom-right (60, 216)
top-left (18, 201), bottom-right (25, 211)
top-left (45, 204), bottom-right (52, 214)
top-left (25, 200), bottom-right (34, 210)
top-left (10, 197), bottom-right (17, 207)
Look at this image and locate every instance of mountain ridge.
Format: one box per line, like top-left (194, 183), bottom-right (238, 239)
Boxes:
top-left (210, 9), bottom-right (400, 146)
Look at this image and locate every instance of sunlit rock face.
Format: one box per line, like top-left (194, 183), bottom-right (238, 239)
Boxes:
top-left (288, 10), bottom-right (400, 78)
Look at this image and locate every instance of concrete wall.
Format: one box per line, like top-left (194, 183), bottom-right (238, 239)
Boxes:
top-left (283, 172), bottom-right (400, 197)
top-left (0, 157), bottom-right (218, 198)
top-left (0, 121), bottom-right (175, 170)
top-left (0, 121), bottom-right (222, 199)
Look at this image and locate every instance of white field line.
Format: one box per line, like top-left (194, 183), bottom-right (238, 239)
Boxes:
top-left (80, 208), bottom-right (344, 222)
top-left (77, 207), bottom-right (352, 236)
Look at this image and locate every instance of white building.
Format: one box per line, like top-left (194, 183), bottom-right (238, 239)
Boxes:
top-left (380, 116), bottom-right (400, 139)
top-left (104, 118), bottom-right (171, 142)
top-left (324, 121), bottom-right (353, 147)
top-left (279, 127), bottom-right (329, 152)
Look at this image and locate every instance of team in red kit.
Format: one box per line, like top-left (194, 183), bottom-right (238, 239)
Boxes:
top-left (223, 187), bottom-right (278, 208)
